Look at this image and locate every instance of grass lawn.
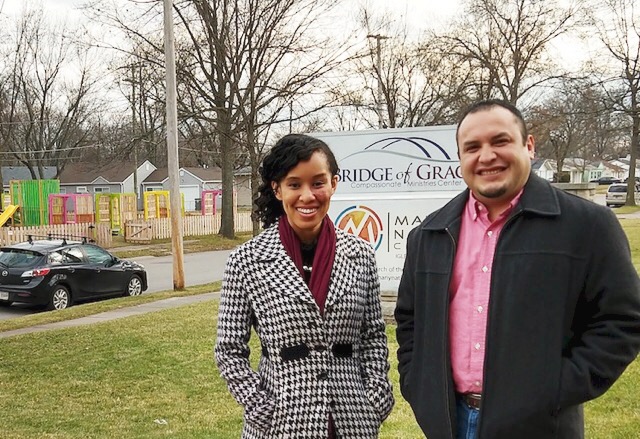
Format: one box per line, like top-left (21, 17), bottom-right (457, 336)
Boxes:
top-left (110, 233), bottom-right (252, 259)
top-left (1, 221), bottom-right (639, 437)
top-left (0, 300), bottom-right (638, 438)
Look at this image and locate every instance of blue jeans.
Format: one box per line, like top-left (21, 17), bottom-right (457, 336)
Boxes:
top-left (456, 396), bottom-right (480, 439)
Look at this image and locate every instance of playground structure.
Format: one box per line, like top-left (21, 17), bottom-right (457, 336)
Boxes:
top-left (143, 190), bottom-right (184, 220)
top-left (48, 194), bottom-right (95, 225)
top-left (201, 189), bottom-right (222, 215)
top-left (0, 205), bottom-right (19, 227)
top-left (95, 193), bottom-right (137, 234)
top-left (10, 179), bottom-right (60, 226)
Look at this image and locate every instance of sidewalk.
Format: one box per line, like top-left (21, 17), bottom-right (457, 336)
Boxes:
top-left (2, 291), bottom-right (398, 339)
top-left (0, 292), bottom-right (220, 339)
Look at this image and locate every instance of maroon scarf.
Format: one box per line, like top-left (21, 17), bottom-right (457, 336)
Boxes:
top-left (278, 215), bottom-right (336, 315)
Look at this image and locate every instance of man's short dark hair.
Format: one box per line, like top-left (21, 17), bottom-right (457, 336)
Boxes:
top-left (456, 99), bottom-right (528, 144)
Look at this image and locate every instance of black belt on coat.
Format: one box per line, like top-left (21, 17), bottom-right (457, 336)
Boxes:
top-left (261, 343), bottom-right (353, 361)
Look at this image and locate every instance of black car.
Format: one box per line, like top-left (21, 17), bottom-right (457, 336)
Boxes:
top-left (0, 237), bottom-right (148, 310)
top-left (590, 176), bottom-right (622, 185)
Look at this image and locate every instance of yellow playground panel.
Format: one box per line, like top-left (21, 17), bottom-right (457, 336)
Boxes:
top-left (95, 193), bottom-right (137, 234)
top-left (143, 191), bottom-right (184, 220)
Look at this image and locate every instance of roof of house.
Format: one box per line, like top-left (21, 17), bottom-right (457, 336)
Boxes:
top-left (2, 166), bottom-right (57, 185)
top-left (58, 161), bottom-right (149, 184)
top-left (530, 158), bottom-right (548, 171)
top-left (142, 167), bottom-right (222, 184)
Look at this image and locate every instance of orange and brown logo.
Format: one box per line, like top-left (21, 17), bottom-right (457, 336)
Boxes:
top-left (334, 205), bottom-right (383, 250)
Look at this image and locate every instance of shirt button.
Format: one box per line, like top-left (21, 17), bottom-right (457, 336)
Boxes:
top-left (474, 343), bottom-right (481, 350)
top-left (317, 371), bottom-right (328, 380)
top-left (477, 306), bottom-right (483, 313)
top-left (481, 266), bottom-right (488, 273)
top-left (487, 231), bottom-right (493, 237)
top-left (475, 381), bottom-right (481, 387)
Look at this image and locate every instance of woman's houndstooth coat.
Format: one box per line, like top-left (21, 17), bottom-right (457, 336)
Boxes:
top-left (215, 223), bottom-right (394, 438)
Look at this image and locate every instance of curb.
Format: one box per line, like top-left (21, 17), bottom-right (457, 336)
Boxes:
top-left (0, 292), bottom-right (220, 339)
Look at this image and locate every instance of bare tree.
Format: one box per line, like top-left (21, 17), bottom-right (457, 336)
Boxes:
top-left (332, 8), bottom-right (467, 130)
top-left (588, 0), bottom-right (640, 205)
top-left (443, 0), bottom-right (580, 104)
top-left (528, 80), bottom-right (597, 182)
top-left (172, 0), bottom-right (346, 236)
top-left (0, 7), bottom-right (102, 178)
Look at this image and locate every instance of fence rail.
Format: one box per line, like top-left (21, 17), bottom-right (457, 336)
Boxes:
top-left (0, 212), bottom-right (253, 248)
top-left (126, 211), bottom-right (253, 241)
top-left (0, 223), bottom-right (113, 247)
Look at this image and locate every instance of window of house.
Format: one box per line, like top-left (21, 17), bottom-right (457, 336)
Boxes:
top-left (94, 187), bottom-right (111, 193)
top-left (76, 186), bottom-right (88, 194)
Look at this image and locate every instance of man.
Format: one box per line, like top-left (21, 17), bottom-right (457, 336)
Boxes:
top-left (395, 99), bottom-right (640, 439)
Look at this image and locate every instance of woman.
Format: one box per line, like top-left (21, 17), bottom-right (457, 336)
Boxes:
top-left (215, 133), bottom-right (394, 438)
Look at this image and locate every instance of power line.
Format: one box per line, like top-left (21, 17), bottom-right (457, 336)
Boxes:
top-left (0, 145), bottom-right (100, 155)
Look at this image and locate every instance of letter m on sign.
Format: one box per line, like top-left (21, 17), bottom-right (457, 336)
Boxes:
top-left (337, 207), bottom-right (382, 248)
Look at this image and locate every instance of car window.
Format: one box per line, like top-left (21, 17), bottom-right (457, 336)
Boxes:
top-left (0, 249), bottom-right (42, 268)
top-left (608, 185), bottom-right (627, 193)
top-left (48, 250), bottom-right (82, 265)
top-left (62, 246), bottom-right (85, 264)
top-left (83, 245), bottom-right (113, 265)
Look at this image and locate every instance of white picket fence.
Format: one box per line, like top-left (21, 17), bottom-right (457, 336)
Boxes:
top-left (0, 223), bottom-right (113, 248)
top-left (125, 211), bottom-right (253, 241)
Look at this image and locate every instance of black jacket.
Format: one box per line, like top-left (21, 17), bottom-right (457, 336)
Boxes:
top-left (395, 174), bottom-right (640, 439)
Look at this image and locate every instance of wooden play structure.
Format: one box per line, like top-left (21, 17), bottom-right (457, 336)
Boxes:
top-left (143, 190), bottom-right (184, 220)
top-left (0, 204), bottom-right (19, 227)
top-left (201, 189), bottom-right (222, 215)
top-left (10, 179), bottom-right (60, 226)
top-left (95, 193), bottom-right (137, 234)
top-left (48, 193), bottom-right (95, 225)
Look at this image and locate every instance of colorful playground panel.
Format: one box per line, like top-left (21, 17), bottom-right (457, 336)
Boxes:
top-left (10, 179), bottom-right (60, 226)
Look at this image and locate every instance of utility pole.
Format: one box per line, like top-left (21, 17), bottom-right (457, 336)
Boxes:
top-left (130, 61), bottom-right (139, 206)
top-left (367, 34), bottom-right (389, 129)
top-left (163, 0), bottom-right (185, 290)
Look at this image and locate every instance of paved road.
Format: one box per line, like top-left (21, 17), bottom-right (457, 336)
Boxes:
top-left (141, 249), bottom-right (231, 293)
top-left (0, 249), bottom-right (232, 321)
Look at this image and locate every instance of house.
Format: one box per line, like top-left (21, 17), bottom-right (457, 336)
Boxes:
top-left (57, 160), bottom-right (157, 209)
top-left (1, 166), bottom-right (58, 208)
top-left (563, 158), bottom-right (604, 183)
top-left (531, 158), bottom-right (554, 181)
top-left (533, 158), bottom-right (618, 183)
top-left (234, 166), bottom-right (253, 208)
top-left (608, 155), bottom-right (638, 180)
top-left (2, 166), bottom-right (57, 193)
top-left (141, 166), bottom-right (254, 211)
top-left (142, 167), bottom-right (223, 211)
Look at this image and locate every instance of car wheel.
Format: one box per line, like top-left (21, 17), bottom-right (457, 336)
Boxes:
top-left (125, 275), bottom-right (143, 296)
top-left (48, 285), bottom-right (72, 311)
top-left (0, 300), bottom-right (13, 307)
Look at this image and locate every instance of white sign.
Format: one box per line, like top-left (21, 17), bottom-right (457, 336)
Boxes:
top-left (314, 126), bottom-right (465, 293)
top-left (318, 126), bottom-right (464, 195)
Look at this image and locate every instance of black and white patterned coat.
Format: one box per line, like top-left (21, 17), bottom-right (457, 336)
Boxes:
top-left (215, 222), bottom-right (394, 438)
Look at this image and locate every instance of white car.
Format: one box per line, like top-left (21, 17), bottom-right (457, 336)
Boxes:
top-left (605, 183), bottom-right (640, 207)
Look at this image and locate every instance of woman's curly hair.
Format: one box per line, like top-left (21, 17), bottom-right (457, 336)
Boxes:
top-left (254, 134), bottom-right (339, 228)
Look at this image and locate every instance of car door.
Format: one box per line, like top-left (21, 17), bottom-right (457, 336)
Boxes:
top-left (58, 246), bottom-right (93, 299)
top-left (81, 244), bottom-right (126, 295)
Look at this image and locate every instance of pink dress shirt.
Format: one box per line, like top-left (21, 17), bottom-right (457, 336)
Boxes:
top-left (449, 191), bottom-right (522, 394)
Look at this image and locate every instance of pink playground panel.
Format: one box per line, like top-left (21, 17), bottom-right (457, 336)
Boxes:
top-left (49, 194), bottom-right (95, 225)
top-left (201, 190), bottom-right (222, 215)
